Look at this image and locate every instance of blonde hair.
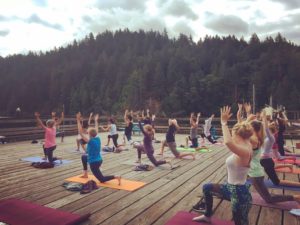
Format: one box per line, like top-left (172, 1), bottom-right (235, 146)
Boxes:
top-left (88, 128), bottom-right (97, 137)
top-left (232, 121), bottom-right (253, 140)
top-left (46, 119), bottom-right (55, 128)
top-left (143, 124), bottom-right (153, 133)
top-left (250, 120), bottom-right (265, 148)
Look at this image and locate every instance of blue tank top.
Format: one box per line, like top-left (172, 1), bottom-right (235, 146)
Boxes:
top-left (87, 136), bottom-right (102, 163)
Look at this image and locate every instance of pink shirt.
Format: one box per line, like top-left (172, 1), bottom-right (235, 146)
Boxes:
top-left (44, 127), bottom-right (56, 148)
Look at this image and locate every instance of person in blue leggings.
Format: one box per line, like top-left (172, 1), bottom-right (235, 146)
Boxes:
top-left (76, 112), bottom-right (121, 184)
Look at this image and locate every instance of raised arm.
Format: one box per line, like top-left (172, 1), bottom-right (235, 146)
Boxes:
top-left (173, 119), bottom-right (180, 130)
top-left (88, 112), bottom-right (93, 126)
top-left (76, 112), bottom-right (89, 143)
top-left (196, 112), bottom-right (201, 125)
top-left (244, 102), bottom-right (252, 117)
top-left (152, 114), bottom-right (156, 123)
top-left (221, 106), bottom-right (250, 158)
top-left (124, 109), bottom-right (129, 124)
top-left (137, 115), bottom-right (146, 135)
top-left (55, 112), bottom-right (64, 125)
top-left (94, 114), bottom-right (99, 134)
top-left (141, 110), bottom-right (145, 120)
top-left (35, 112), bottom-right (47, 129)
top-left (189, 113), bottom-right (194, 125)
top-left (262, 110), bottom-right (275, 143)
top-left (237, 103), bottom-right (243, 123)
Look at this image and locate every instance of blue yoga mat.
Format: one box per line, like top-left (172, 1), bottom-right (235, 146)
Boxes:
top-left (21, 156), bottom-right (72, 166)
top-left (247, 179), bottom-right (300, 192)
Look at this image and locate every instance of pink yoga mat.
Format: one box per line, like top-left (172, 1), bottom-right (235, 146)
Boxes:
top-left (164, 211), bottom-right (234, 225)
top-left (273, 158), bottom-right (300, 165)
top-left (251, 193), bottom-right (300, 210)
top-left (0, 198), bottom-right (90, 225)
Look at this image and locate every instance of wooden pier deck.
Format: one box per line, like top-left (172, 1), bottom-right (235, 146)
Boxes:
top-left (0, 133), bottom-right (300, 225)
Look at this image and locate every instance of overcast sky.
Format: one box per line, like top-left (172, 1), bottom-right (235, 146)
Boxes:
top-left (0, 0), bottom-right (300, 57)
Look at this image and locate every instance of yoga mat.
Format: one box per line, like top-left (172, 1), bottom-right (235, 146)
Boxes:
top-left (275, 167), bottom-right (300, 174)
top-left (21, 156), bottom-right (72, 166)
top-left (66, 175), bottom-right (146, 191)
top-left (0, 198), bottom-right (90, 225)
top-left (274, 158), bottom-right (300, 164)
top-left (247, 179), bottom-right (300, 192)
top-left (285, 153), bottom-right (300, 157)
top-left (177, 147), bottom-right (211, 153)
top-left (251, 192), bottom-right (300, 210)
top-left (164, 211), bottom-right (234, 225)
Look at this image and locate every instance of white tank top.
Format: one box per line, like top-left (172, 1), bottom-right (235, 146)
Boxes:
top-left (226, 154), bottom-right (250, 185)
top-left (110, 124), bottom-right (117, 135)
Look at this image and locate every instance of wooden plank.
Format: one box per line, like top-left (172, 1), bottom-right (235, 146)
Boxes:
top-left (91, 150), bottom-right (228, 225)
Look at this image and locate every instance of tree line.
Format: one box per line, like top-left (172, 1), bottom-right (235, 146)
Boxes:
top-left (0, 29), bottom-right (299, 117)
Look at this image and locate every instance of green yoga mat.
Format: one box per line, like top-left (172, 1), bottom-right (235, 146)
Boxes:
top-left (177, 147), bottom-right (211, 153)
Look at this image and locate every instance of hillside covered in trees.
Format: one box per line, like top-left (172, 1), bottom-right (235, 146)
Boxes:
top-left (0, 30), bottom-right (299, 116)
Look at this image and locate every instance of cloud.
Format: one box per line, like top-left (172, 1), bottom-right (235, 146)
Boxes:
top-left (94, 0), bottom-right (146, 11)
top-left (132, 17), bottom-right (166, 32)
top-left (204, 13), bottom-right (249, 35)
top-left (270, 0), bottom-right (300, 9)
top-left (284, 30), bottom-right (300, 43)
top-left (249, 12), bottom-right (300, 34)
top-left (82, 10), bottom-right (166, 35)
top-left (26, 14), bottom-right (63, 30)
top-left (163, 0), bottom-right (198, 20)
top-left (32, 0), bottom-right (48, 7)
top-left (172, 20), bottom-right (195, 36)
top-left (0, 15), bottom-right (15, 22)
top-left (0, 30), bottom-right (9, 36)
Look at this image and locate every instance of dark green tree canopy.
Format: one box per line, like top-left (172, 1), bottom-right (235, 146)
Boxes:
top-left (0, 30), bottom-right (299, 116)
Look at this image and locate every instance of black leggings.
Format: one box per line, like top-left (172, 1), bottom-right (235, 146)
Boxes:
top-left (249, 176), bottom-right (293, 203)
top-left (206, 135), bottom-right (217, 144)
top-left (136, 144), bottom-right (166, 167)
top-left (260, 158), bottom-right (280, 185)
top-left (43, 145), bottom-right (57, 163)
top-left (277, 135), bottom-right (285, 156)
top-left (81, 155), bottom-right (115, 183)
top-left (108, 134), bottom-right (119, 147)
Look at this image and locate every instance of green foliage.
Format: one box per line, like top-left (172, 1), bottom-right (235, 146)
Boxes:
top-left (0, 31), bottom-right (299, 116)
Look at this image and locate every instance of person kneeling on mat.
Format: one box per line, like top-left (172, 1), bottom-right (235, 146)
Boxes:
top-left (35, 112), bottom-right (60, 165)
top-left (185, 112), bottom-right (200, 148)
top-left (76, 112), bottom-right (121, 185)
top-left (134, 114), bottom-right (173, 168)
top-left (159, 119), bottom-right (195, 159)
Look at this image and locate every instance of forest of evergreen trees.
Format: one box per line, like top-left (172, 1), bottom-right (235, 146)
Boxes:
top-left (0, 29), bottom-right (299, 116)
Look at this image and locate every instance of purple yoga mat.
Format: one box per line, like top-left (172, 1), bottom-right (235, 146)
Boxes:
top-left (0, 198), bottom-right (90, 225)
top-left (285, 153), bottom-right (300, 157)
top-left (251, 193), bottom-right (300, 210)
top-left (164, 211), bottom-right (234, 225)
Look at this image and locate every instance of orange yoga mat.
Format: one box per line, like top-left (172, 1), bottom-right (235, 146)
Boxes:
top-left (65, 175), bottom-right (146, 191)
top-left (275, 167), bottom-right (300, 174)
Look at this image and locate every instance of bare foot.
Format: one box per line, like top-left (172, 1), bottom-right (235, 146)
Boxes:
top-left (157, 152), bottom-right (163, 155)
top-left (80, 174), bottom-right (88, 178)
top-left (288, 165), bottom-right (294, 171)
top-left (192, 154), bottom-right (196, 160)
top-left (293, 195), bottom-right (300, 204)
top-left (135, 159), bottom-right (141, 164)
top-left (192, 215), bottom-right (211, 223)
top-left (166, 160), bottom-right (173, 169)
top-left (115, 176), bottom-right (121, 185)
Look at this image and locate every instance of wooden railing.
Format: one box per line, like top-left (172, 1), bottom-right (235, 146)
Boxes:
top-left (0, 117), bottom-right (300, 142)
